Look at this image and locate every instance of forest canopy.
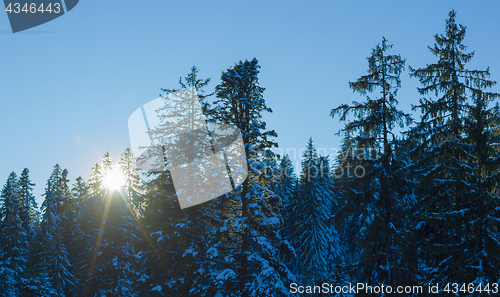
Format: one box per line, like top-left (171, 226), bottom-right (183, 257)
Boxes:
top-left (1, 10), bottom-right (499, 297)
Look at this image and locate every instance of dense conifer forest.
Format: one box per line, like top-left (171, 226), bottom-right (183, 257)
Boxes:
top-left (1, 10), bottom-right (499, 296)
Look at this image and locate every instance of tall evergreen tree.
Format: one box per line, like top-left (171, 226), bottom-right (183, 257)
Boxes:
top-left (0, 172), bottom-right (26, 296)
top-left (17, 168), bottom-right (39, 244)
top-left (331, 37), bottom-right (409, 289)
top-left (211, 58), bottom-right (294, 296)
top-left (16, 168), bottom-right (44, 296)
top-left (69, 176), bottom-right (95, 295)
top-left (39, 165), bottom-right (76, 296)
top-left (275, 155), bottom-right (297, 209)
top-left (407, 10), bottom-right (499, 288)
top-left (137, 66), bottom-right (221, 296)
top-left (462, 90), bottom-right (500, 287)
top-left (74, 170), bottom-right (104, 296)
top-left (287, 139), bottom-right (338, 290)
top-left (119, 148), bottom-right (142, 217)
top-left (317, 155), bottom-right (345, 284)
top-left (137, 169), bottom-right (189, 296)
top-left (88, 162), bottom-right (104, 198)
top-left (278, 155), bottom-right (299, 278)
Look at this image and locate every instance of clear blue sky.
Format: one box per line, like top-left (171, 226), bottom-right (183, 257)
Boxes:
top-left (2, 0), bottom-right (500, 206)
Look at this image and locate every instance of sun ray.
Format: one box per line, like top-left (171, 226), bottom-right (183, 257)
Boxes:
top-left (89, 190), bottom-right (112, 277)
top-left (89, 165), bottom-right (155, 277)
top-left (117, 187), bottom-right (155, 247)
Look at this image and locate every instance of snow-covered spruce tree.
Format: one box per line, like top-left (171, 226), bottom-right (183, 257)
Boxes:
top-left (0, 172), bottom-right (27, 296)
top-left (210, 58), bottom-right (294, 296)
top-left (261, 152), bottom-right (280, 196)
top-left (275, 155), bottom-right (297, 210)
top-left (16, 168), bottom-right (43, 294)
top-left (88, 162), bottom-right (105, 198)
top-left (83, 157), bottom-right (108, 295)
top-left (331, 134), bottom-right (362, 276)
top-left (23, 177), bottom-right (57, 297)
top-left (58, 168), bottom-right (80, 296)
top-left (76, 163), bottom-right (106, 295)
top-left (17, 168), bottom-right (40, 245)
top-left (461, 90), bottom-right (500, 287)
top-left (260, 152), bottom-right (300, 286)
top-left (137, 67), bottom-right (220, 296)
top-left (136, 169), bottom-right (188, 296)
top-left (34, 165), bottom-right (76, 296)
top-left (276, 154), bottom-right (298, 274)
top-left (407, 10), bottom-right (499, 288)
top-left (68, 176), bottom-right (96, 295)
top-left (101, 151), bottom-right (113, 171)
top-left (16, 168), bottom-right (47, 297)
top-left (119, 148), bottom-right (143, 217)
top-left (317, 156), bottom-right (344, 285)
top-left (382, 134), bottom-right (419, 289)
top-left (287, 139), bottom-right (338, 291)
top-left (57, 173), bottom-right (100, 297)
top-left (330, 37), bottom-right (410, 290)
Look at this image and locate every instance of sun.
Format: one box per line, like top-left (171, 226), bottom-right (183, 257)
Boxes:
top-left (102, 166), bottom-right (126, 191)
